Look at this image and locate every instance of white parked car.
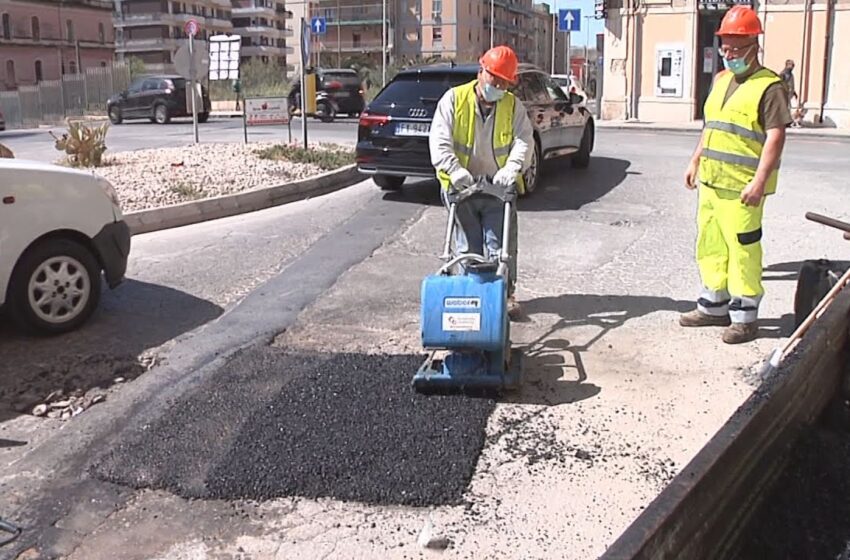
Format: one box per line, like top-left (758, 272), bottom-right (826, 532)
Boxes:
top-left (550, 74), bottom-right (587, 106)
top-left (0, 159), bottom-right (131, 334)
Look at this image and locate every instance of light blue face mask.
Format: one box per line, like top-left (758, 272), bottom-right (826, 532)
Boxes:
top-left (481, 82), bottom-right (505, 102)
top-left (723, 56), bottom-right (751, 75)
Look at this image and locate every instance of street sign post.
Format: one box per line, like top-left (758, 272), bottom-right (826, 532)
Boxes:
top-left (185, 18), bottom-right (200, 144)
top-left (558, 9), bottom-right (580, 76)
top-left (300, 17), bottom-right (310, 149)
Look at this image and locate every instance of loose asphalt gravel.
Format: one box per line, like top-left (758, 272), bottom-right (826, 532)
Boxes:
top-left (735, 388), bottom-right (850, 559)
top-left (91, 348), bottom-right (496, 507)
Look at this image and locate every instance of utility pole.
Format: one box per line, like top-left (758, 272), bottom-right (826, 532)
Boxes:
top-left (382, 0), bottom-right (387, 86)
top-left (550, 12), bottom-right (556, 74)
top-left (490, 0), bottom-right (494, 49)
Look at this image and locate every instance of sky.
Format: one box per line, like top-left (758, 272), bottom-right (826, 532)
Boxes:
top-left (533, 0), bottom-right (605, 46)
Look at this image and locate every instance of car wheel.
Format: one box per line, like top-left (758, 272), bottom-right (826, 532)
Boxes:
top-left (198, 112), bottom-right (209, 123)
top-left (316, 101), bottom-right (335, 123)
top-left (7, 238), bottom-right (102, 335)
top-left (571, 122), bottom-right (593, 169)
top-left (108, 106), bottom-right (123, 125)
top-left (521, 139), bottom-right (541, 196)
top-left (374, 175), bottom-right (405, 190)
top-left (154, 103), bottom-right (170, 125)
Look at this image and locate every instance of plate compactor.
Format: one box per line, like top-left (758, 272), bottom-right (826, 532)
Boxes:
top-left (413, 178), bottom-right (523, 393)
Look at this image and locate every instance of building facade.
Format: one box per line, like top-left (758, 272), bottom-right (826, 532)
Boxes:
top-left (600, 0), bottom-right (850, 128)
top-left (113, 0), bottom-right (235, 71)
top-left (0, 0), bottom-right (116, 89)
top-left (289, 0), bottom-right (556, 79)
top-left (230, 0), bottom-right (291, 67)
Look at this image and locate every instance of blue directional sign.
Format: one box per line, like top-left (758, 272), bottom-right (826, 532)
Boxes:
top-left (311, 16), bottom-right (326, 34)
top-left (558, 9), bottom-right (581, 32)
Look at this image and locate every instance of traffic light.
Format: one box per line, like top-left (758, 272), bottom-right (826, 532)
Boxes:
top-left (594, 0), bottom-right (607, 19)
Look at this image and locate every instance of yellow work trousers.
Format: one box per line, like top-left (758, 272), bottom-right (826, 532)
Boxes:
top-left (695, 184), bottom-right (765, 324)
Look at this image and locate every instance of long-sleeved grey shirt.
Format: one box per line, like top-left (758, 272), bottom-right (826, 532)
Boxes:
top-left (429, 85), bottom-right (535, 180)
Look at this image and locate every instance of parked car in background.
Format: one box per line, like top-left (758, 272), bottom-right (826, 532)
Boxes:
top-left (0, 159), bottom-right (130, 334)
top-left (107, 75), bottom-right (211, 125)
top-left (355, 63), bottom-right (594, 193)
top-left (288, 67), bottom-right (367, 121)
top-left (550, 74), bottom-right (587, 106)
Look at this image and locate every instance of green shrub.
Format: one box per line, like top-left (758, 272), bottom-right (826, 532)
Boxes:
top-left (255, 144), bottom-right (354, 170)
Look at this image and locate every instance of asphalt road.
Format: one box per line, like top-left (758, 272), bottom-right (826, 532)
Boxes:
top-left (0, 115), bottom-right (359, 162)
top-left (2, 129), bottom-right (850, 559)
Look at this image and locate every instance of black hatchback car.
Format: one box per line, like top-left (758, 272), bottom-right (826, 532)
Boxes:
top-left (107, 74), bottom-right (211, 125)
top-left (288, 67), bottom-right (366, 118)
top-left (355, 63), bottom-right (594, 194)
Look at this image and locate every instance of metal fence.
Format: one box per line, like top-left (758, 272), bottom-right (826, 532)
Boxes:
top-left (0, 63), bottom-right (130, 129)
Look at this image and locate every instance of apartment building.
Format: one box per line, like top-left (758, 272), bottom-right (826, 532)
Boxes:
top-left (0, 0), bottom-right (115, 89)
top-left (600, 0), bottom-right (850, 128)
top-left (288, 0), bottom-right (554, 79)
top-left (113, 0), bottom-right (234, 71)
top-left (230, 0), bottom-right (292, 66)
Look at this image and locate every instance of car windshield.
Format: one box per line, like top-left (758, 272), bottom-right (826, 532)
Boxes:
top-left (322, 71), bottom-right (362, 87)
top-left (551, 77), bottom-right (569, 87)
top-left (373, 73), bottom-right (475, 105)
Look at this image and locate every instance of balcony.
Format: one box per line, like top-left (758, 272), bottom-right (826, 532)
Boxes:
top-left (208, 0), bottom-right (232, 8)
top-left (317, 39), bottom-right (394, 53)
top-left (232, 25), bottom-right (292, 38)
top-left (114, 13), bottom-right (178, 27)
top-left (241, 45), bottom-right (293, 56)
top-left (232, 5), bottom-right (277, 18)
top-left (316, 6), bottom-right (390, 26)
top-left (0, 34), bottom-right (115, 49)
top-left (207, 18), bottom-right (235, 29)
top-left (117, 37), bottom-right (181, 52)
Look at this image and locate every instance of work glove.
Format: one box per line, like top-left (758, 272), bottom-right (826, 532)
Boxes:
top-left (449, 168), bottom-right (474, 192)
top-left (493, 165), bottom-right (520, 189)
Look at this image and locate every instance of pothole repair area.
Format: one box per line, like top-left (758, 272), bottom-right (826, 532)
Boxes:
top-left (91, 348), bottom-right (496, 506)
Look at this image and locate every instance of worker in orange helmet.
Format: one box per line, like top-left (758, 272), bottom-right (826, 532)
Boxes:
top-left (680, 6), bottom-right (791, 344)
top-left (428, 45), bottom-right (535, 319)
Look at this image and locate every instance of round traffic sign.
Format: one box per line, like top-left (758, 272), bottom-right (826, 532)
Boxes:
top-left (184, 19), bottom-right (199, 37)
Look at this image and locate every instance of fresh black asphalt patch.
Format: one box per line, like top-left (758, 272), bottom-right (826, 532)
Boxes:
top-left (91, 348), bottom-right (495, 506)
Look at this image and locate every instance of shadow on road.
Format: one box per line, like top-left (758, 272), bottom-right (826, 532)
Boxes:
top-left (505, 293), bottom-right (691, 406)
top-left (381, 156), bottom-right (632, 212)
top-left (0, 279), bottom-right (222, 423)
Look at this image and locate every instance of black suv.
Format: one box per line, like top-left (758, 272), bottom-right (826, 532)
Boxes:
top-left (288, 68), bottom-right (366, 118)
top-left (107, 74), bottom-right (211, 125)
top-left (355, 63), bottom-right (594, 194)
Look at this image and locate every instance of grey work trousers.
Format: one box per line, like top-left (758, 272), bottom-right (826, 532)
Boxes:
top-left (441, 189), bottom-right (518, 296)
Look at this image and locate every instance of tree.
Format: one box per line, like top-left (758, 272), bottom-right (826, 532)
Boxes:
top-left (126, 56), bottom-right (146, 79)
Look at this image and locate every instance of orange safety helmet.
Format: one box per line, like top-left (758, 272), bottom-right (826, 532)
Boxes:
top-left (479, 45), bottom-right (519, 84)
top-left (716, 5), bottom-right (763, 36)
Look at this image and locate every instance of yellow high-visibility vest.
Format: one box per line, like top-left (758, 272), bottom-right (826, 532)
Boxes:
top-left (699, 68), bottom-right (781, 194)
top-left (436, 80), bottom-right (526, 195)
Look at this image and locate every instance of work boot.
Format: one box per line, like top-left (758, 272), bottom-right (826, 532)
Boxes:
top-left (722, 322), bottom-right (758, 344)
top-left (507, 295), bottom-right (521, 320)
top-left (678, 309), bottom-right (731, 328)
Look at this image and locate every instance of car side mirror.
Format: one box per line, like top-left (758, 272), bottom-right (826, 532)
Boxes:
top-left (569, 92), bottom-right (584, 105)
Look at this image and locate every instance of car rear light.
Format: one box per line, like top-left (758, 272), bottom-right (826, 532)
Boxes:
top-left (359, 111), bottom-right (390, 128)
top-left (326, 80), bottom-right (343, 90)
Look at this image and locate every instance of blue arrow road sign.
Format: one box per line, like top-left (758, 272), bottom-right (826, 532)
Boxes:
top-left (558, 9), bottom-right (581, 32)
top-left (311, 17), bottom-right (326, 34)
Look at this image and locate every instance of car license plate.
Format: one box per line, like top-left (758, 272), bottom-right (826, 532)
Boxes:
top-left (335, 91), bottom-right (350, 97)
top-left (396, 122), bottom-right (430, 137)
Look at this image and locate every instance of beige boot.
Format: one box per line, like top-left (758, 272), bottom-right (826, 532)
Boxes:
top-left (722, 322), bottom-right (758, 344)
top-left (679, 309), bottom-right (731, 327)
top-left (507, 295), bottom-right (521, 321)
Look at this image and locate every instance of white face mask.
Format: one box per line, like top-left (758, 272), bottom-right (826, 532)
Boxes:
top-left (481, 82), bottom-right (505, 102)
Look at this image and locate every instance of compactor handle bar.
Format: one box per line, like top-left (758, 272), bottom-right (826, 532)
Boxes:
top-left (805, 212), bottom-right (850, 241)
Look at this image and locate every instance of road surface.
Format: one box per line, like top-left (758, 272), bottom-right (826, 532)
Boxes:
top-left (1, 129), bottom-right (849, 559)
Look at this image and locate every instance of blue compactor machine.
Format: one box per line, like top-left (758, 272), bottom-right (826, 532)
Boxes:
top-left (413, 178), bottom-right (523, 393)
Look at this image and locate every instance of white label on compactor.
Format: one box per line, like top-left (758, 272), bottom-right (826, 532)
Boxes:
top-left (442, 313), bottom-right (481, 332)
top-left (444, 297), bottom-right (481, 309)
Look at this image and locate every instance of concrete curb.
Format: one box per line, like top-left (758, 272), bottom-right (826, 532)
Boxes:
top-left (124, 164), bottom-right (364, 236)
top-left (596, 120), bottom-right (850, 139)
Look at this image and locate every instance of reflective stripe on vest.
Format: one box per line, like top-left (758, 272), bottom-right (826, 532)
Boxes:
top-left (698, 68), bottom-right (781, 195)
top-left (437, 80), bottom-right (526, 194)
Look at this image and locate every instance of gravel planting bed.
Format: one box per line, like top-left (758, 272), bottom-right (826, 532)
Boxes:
top-left (78, 142), bottom-right (353, 213)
